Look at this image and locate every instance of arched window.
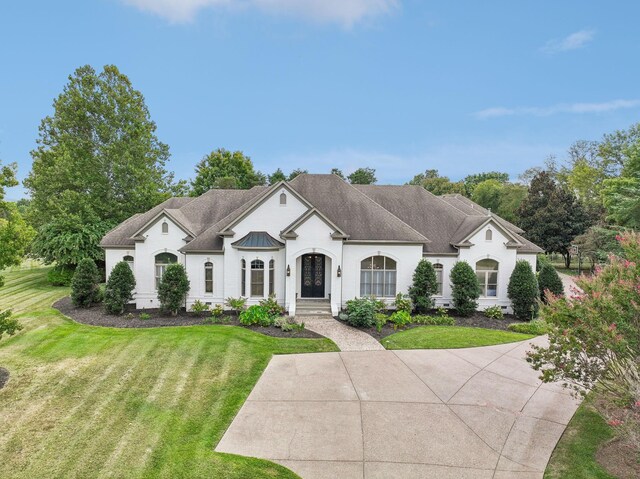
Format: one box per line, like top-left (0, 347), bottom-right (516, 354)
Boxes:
top-left (241, 259), bottom-right (246, 296)
top-left (485, 229), bottom-right (493, 241)
top-left (434, 263), bottom-right (443, 295)
top-left (123, 255), bottom-right (134, 269)
top-left (280, 192), bottom-right (287, 206)
top-left (269, 259), bottom-right (275, 296)
top-left (204, 262), bottom-right (213, 293)
top-left (360, 256), bottom-right (396, 297)
top-left (476, 259), bottom-right (498, 297)
top-left (155, 252), bottom-right (177, 289)
top-left (251, 259), bottom-right (265, 297)
top-left (161, 222), bottom-right (169, 234)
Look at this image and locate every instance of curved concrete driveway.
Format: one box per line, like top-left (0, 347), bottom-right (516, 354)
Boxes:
top-left (216, 336), bottom-right (581, 479)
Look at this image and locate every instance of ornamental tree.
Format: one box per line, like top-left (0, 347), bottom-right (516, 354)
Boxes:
top-left (528, 231), bottom-right (640, 395)
top-left (537, 263), bottom-right (564, 302)
top-left (104, 261), bottom-right (136, 315)
top-left (507, 260), bottom-right (539, 320)
top-left (71, 258), bottom-right (101, 307)
top-left (190, 148), bottom-right (266, 194)
top-left (157, 263), bottom-right (190, 316)
top-left (0, 309), bottom-right (22, 340)
top-left (408, 259), bottom-right (438, 312)
top-left (450, 261), bottom-right (481, 317)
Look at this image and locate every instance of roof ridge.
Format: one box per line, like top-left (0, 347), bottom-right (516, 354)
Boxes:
top-left (346, 181), bottom-right (430, 243)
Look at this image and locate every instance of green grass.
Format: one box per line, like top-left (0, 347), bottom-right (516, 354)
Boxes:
top-left (0, 266), bottom-right (337, 478)
top-left (545, 397), bottom-right (615, 479)
top-left (381, 326), bottom-right (535, 350)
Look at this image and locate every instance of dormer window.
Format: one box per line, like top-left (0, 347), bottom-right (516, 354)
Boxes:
top-left (280, 192), bottom-right (287, 206)
top-left (485, 229), bottom-right (492, 241)
top-left (162, 222), bottom-right (169, 234)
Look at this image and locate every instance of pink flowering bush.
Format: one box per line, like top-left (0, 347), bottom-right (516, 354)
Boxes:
top-left (528, 231), bottom-right (640, 397)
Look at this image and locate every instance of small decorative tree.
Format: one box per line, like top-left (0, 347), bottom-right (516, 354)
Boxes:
top-left (104, 261), bottom-right (136, 315)
top-left (450, 261), bottom-right (481, 317)
top-left (0, 309), bottom-right (22, 340)
top-left (408, 259), bottom-right (438, 313)
top-left (537, 263), bottom-right (564, 302)
top-left (157, 263), bottom-right (190, 316)
top-left (507, 260), bottom-right (539, 320)
top-left (71, 258), bottom-right (101, 307)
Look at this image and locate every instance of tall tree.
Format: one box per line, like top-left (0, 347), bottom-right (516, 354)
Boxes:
top-left (463, 171), bottom-right (509, 196)
top-left (348, 167), bottom-right (377, 185)
top-left (408, 169), bottom-right (465, 195)
top-left (518, 171), bottom-right (590, 268)
top-left (287, 169), bottom-right (308, 181)
top-left (191, 148), bottom-right (266, 195)
top-left (471, 179), bottom-right (503, 213)
top-left (268, 168), bottom-right (287, 184)
top-left (496, 183), bottom-right (527, 223)
top-left (25, 65), bottom-right (181, 229)
top-left (330, 168), bottom-right (345, 179)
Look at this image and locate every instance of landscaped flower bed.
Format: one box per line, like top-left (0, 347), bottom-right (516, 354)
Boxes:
top-left (54, 296), bottom-right (321, 339)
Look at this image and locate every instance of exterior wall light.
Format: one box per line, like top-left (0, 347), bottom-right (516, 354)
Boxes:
top-left (337, 265), bottom-right (341, 277)
top-left (286, 265), bottom-right (291, 276)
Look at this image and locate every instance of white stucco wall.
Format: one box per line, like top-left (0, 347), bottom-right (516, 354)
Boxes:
top-left (185, 253), bottom-right (225, 309)
top-left (341, 243), bottom-right (423, 309)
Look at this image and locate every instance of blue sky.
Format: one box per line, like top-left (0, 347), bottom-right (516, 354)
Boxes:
top-left (2, 1), bottom-right (639, 200)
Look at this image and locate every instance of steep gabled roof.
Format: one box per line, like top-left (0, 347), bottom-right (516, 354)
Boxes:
top-left (288, 174), bottom-right (428, 243)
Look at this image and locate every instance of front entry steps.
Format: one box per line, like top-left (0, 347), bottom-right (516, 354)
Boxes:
top-left (295, 298), bottom-right (332, 317)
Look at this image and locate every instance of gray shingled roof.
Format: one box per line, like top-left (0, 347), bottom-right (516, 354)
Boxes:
top-left (101, 174), bottom-right (542, 254)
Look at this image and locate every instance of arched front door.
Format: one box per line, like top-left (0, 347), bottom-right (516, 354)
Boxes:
top-left (301, 254), bottom-right (325, 298)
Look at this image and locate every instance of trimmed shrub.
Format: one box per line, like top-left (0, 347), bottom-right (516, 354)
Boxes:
top-left (450, 261), bottom-right (481, 317)
top-left (259, 295), bottom-right (285, 317)
top-left (104, 261), bottom-right (136, 315)
top-left (389, 310), bottom-right (411, 330)
top-left (190, 300), bottom-right (210, 316)
top-left (408, 259), bottom-right (438, 312)
top-left (157, 263), bottom-right (190, 316)
top-left (239, 305), bottom-right (273, 326)
top-left (71, 258), bottom-right (101, 307)
top-left (536, 253), bottom-right (552, 272)
top-left (484, 305), bottom-right (504, 320)
top-left (538, 263), bottom-right (564, 302)
top-left (345, 297), bottom-right (377, 328)
top-left (508, 319), bottom-right (549, 335)
top-left (48, 265), bottom-right (75, 286)
top-left (508, 260), bottom-right (539, 320)
top-left (412, 314), bottom-right (455, 326)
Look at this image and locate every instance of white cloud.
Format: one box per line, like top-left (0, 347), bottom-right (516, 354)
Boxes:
top-left (542, 29), bottom-right (595, 53)
top-left (474, 99), bottom-right (640, 119)
top-left (121, 0), bottom-right (399, 26)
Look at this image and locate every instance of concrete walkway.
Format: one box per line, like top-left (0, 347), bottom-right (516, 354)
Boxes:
top-left (216, 336), bottom-right (581, 479)
top-left (558, 272), bottom-right (581, 295)
top-left (302, 315), bottom-right (384, 351)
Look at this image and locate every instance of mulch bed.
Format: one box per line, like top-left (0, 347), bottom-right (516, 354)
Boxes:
top-left (597, 439), bottom-right (640, 479)
top-left (53, 297), bottom-right (324, 339)
top-left (348, 311), bottom-right (527, 341)
top-left (0, 367), bottom-right (8, 390)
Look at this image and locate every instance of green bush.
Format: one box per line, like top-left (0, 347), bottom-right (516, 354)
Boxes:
top-left (412, 314), bottom-right (455, 326)
top-left (345, 297), bottom-right (377, 328)
top-left (536, 253), bottom-right (552, 272)
top-left (104, 261), bottom-right (136, 315)
top-left (0, 309), bottom-right (22, 340)
top-left (157, 263), bottom-right (190, 316)
top-left (139, 312), bottom-right (151, 320)
top-left (389, 310), bottom-right (411, 330)
top-left (408, 259), bottom-right (438, 312)
top-left (225, 297), bottom-right (247, 312)
top-left (259, 295), bottom-right (285, 317)
top-left (508, 319), bottom-right (549, 335)
top-left (393, 293), bottom-right (412, 313)
top-left (239, 305), bottom-right (273, 326)
top-left (71, 258), bottom-right (101, 308)
top-left (211, 304), bottom-right (224, 318)
top-left (47, 265), bottom-right (75, 286)
top-left (370, 296), bottom-right (386, 313)
top-left (484, 305), bottom-right (504, 319)
top-left (508, 260), bottom-right (539, 320)
top-left (450, 261), bottom-right (481, 317)
top-left (435, 306), bottom-right (449, 318)
top-left (538, 263), bottom-right (564, 302)
top-left (374, 313), bottom-right (388, 332)
top-left (190, 300), bottom-right (210, 316)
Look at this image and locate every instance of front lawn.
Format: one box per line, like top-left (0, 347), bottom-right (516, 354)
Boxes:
top-left (0, 266), bottom-right (337, 478)
top-left (381, 326), bottom-right (534, 350)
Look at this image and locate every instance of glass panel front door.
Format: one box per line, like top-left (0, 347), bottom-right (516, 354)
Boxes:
top-left (301, 254), bottom-right (325, 298)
